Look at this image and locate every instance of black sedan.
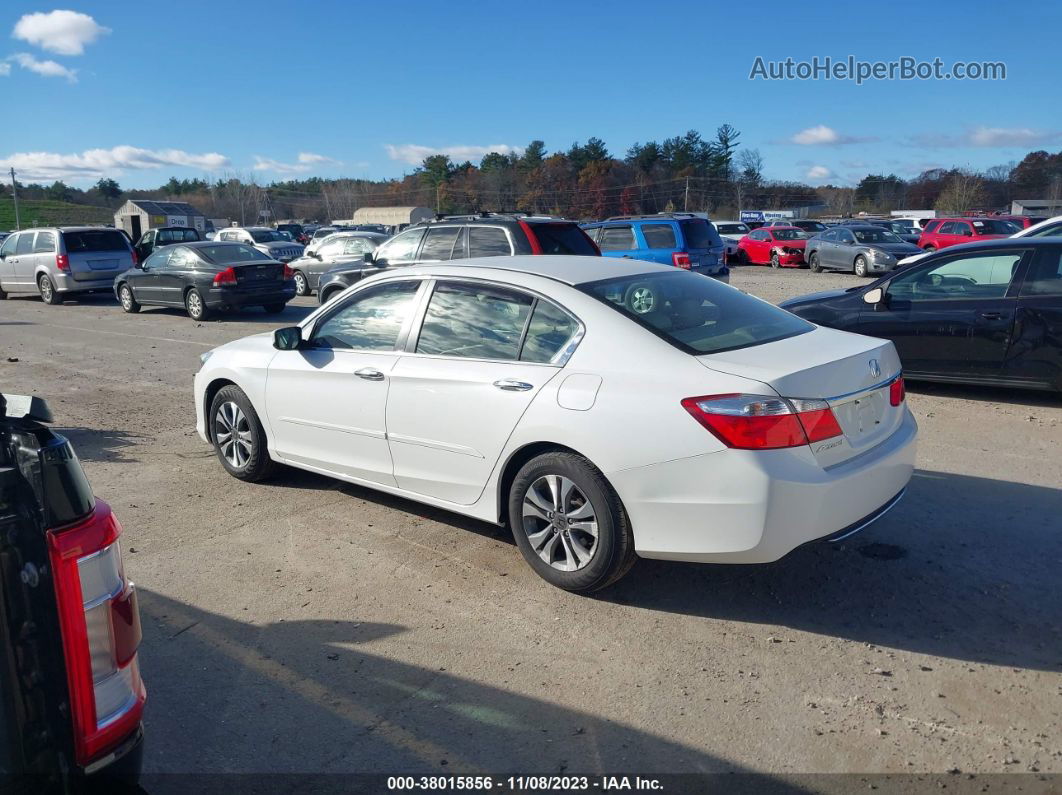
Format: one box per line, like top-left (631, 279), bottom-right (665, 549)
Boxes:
top-left (780, 238), bottom-right (1062, 391)
top-left (114, 241), bottom-right (296, 320)
top-left (316, 258), bottom-right (387, 304)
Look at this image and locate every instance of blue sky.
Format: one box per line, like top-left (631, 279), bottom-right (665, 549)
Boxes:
top-left (2, 0), bottom-right (1060, 189)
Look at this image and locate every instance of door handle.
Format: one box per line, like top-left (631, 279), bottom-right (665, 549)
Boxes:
top-left (493, 379), bottom-right (534, 392)
top-left (979, 311), bottom-right (1003, 320)
top-left (354, 367), bottom-right (385, 381)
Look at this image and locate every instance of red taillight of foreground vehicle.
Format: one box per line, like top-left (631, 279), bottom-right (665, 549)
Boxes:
top-left (213, 267), bottom-right (238, 287)
top-left (56, 254), bottom-right (70, 271)
top-left (672, 252), bottom-right (692, 269)
top-left (889, 375), bottom-right (906, 406)
top-left (48, 501), bottom-right (145, 767)
top-left (518, 220), bottom-right (544, 255)
top-left (282, 264), bottom-right (294, 280)
top-left (681, 394), bottom-right (843, 450)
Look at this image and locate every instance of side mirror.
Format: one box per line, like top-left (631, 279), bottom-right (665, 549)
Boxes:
top-left (273, 326), bottom-right (303, 350)
top-left (962, 229), bottom-right (973, 237)
top-left (863, 287), bottom-right (884, 306)
top-left (363, 251), bottom-right (374, 264)
top-left (311, 251), bottom-right (322, 259)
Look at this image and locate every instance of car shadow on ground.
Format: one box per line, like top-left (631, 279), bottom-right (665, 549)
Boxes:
top-left (603, 469), bottom-right (1061, 672)
top-left (907, 380), bottom-right (1061, 408)
top-left (136, 588), bottom-right (807, 787)
top-left (54, 426), bottom-right (143, 464)
top-left (128, 304), bottom-right (318, 324)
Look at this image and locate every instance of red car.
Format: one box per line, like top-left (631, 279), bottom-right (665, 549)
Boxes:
top-left (916, 217), bottom-right (1018, 251)
top-left (736, 226), bottom-right (808, 267)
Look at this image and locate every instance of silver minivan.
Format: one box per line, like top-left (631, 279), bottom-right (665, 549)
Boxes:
top-left (0, 227), bottom-right (135, 304)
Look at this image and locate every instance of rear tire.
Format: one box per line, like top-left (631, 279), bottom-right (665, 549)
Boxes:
top-left (854, 255), bottom-right (869, 277)
top-left (809, 252), bottom-right (823, 273)
top-left (185, 288), bottom-right (210, 320)
top-left (922, 245), bottom-right (936, 253)
top-left (38, 274), bottom-right (61, 305)
top-left (209, 385), bottom-right (277, 482)
top-left (508, 452), bottom-right (636, 592)
top-left (118, 283), bottom-right (141, 313)
top-left (292, 271), bottom-right (309, 296)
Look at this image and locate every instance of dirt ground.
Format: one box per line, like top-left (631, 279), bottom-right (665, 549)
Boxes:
top-left (1, 263), bottom-right (1059, 778)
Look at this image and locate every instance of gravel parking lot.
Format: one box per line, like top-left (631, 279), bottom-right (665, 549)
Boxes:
top-left (1, 264), bottom-right (1059, 778)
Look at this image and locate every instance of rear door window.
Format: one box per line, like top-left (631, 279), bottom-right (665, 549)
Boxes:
top-left (467, 227), bottom-right (512, 258)
top-left (598, 225), bottom-right (635, 251)
top-left (520, 300), bottom-right (580, 363)
top-left (528, 222), bottom-right (598, 255)
top-left (1018, 249), bottom-right (1062, 297)
top-left (641, 224), bottom-right (677, 249)
top-left (416, 282), bottom-right (532, 359)
top-left (33, 231), bottom-right (56, 253)
top-left (420, 227), bottom-right (461, 260)
top-left (15, 233), bottom-right (35, 255)
top-left (582, 226), bottom-right (601, 243)
top-left (62, 230), bottom-right (129, 253)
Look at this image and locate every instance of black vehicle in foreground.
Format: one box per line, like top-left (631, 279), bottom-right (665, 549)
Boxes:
top-left (114, 241), bottom-right (297, 320)
top-left (133, 226), bottom-right (202, 262)
top-left (316, 260), bottom-right (386, 304)
top-left (0, 393), bottom-right (145, 791)
top-left (781, 238), bottom-right (1062, 391)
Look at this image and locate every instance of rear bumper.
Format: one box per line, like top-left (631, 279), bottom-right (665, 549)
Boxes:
top-left (54, 273), bottom-right (118, 293)
top-left (608, 409), bottom-right (917, 563)
top-left (204, 285), bottom-right (296, 308)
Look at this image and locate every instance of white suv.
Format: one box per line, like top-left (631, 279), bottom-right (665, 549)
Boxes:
top-left (215, 227), bottom-right (304, 262)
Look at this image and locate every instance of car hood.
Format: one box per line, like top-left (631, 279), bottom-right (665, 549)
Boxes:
top-left (778, 288), bottom-right (851, 308)
top-left (865, 242), bottom-right (922, 256)
top-left (259, 241), bottom-right (303, 251)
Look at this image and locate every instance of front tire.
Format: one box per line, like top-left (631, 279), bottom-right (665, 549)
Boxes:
top-left (854, 255), bottom-right (869, 277)
top-left (209, 385), bottom-right (277, 482)
top-left (292, 270), bottom-right (309, 296)
top-left (769, 252), bottom-right (781, 269)
top-left (38, 274), bottom-right (61, 305)
top-left (185, 288), bottom-right (210, 320)
top-left (118, 283), bottom-right (141, 313)
top-left (808, 252), bottom-right (823, 273)
top-left (508, 452), bottom-right (636, 592)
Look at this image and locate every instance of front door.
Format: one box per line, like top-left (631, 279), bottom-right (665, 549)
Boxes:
top-left (862, 248), bottom-right (1029, 380)
top-left (129, 248), bottom-right (173, 304)
top-left (386, 281), bottom-right (574, 505)
top-left (265, 279), bottom-right (424, 484)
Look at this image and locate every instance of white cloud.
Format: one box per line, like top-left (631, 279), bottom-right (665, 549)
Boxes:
top-left (790, 125), bottom-right (874, 146)
top-left (0, 62), bottom-right (10, 76)
top-left (908, 127), bottom-right (1062, 148)
top-left (253, 152), bottom-right (342, 174)
top-left (385, 143), bottom-right (524, 166)
top-left (805, 165), bottom-right (832, 180)
top-left (13, 10), bottom-right (110, 56)
top-left (0, 146), bottom-right (230, 181)
top-left (9, 53), bottom-right (77, 82)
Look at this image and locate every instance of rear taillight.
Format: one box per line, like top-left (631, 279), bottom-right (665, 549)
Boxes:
top-left (681, 394), bottom-right (843, 450)
top-left (890, 375), bottom-right (906, 406)
top-left (672, 252), bottom-right (691, 269)
top-left (56, 254), bottom-right (70, 271)
top-left (282, 264), bottom-right (294, 280)
top-left (518, 220), bottom-right (544, 255)
top-left (213, 267), bottom-right (237, 287)
top-left (48, 501), bottom-right (145, 766)
top-left (130, 250), bottom-right (138, 267)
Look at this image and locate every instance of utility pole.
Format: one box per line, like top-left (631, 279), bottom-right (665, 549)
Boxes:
top-left (683, 177), bottom-right (690, 212)
top-left (436, 183), bottom-right (442, 214)
top-left (10, 168), bottom-right (20, 230)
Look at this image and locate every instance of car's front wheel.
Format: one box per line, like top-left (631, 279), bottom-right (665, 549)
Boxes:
top-left (769, 252), bottom-right (781, 269)
top-left (808, 252), bottom-right (823, 273)
top-left (508, 452), bottom-right (636, 592)
top-left (118, 283), bottom-right (140, 313)
top-left (854, 254), bottom-right (869, 277)
top-left (292, 270), bottom-right (309, 296)
top-left (209, 385), bottom-right (277, 481)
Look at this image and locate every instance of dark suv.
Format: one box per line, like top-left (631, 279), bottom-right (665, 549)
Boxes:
top-left (316, 213), bottom-right (600, 304)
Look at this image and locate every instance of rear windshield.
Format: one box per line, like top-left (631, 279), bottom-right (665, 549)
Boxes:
top-left (771, 229), bottom-right (807, 240)
top-left (528, 222), bottom-right (598, 255)
top-left (250, 230), bottom-right (287, 243)
top-left (680, 219), bottom-right (722, 250)
top-left (198, 244), bottom-right (272, 263)
top-left (716, 223), bottom-right (749, 235)
top-left (580, 270), bottom-right (813, 355)
top-left (62, 229), bottom-right (129, 253)
top-left (853, 229), bottom-right (903, 244)
top-left (972, 220), bottom-right (1019, 235)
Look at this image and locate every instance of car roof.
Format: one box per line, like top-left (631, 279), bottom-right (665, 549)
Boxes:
top-left (377, 254), bottom-right (673, 286)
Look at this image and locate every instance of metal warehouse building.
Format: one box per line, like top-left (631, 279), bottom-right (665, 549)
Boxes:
top-left (113, 200), bottom-right (208, 241)
top-left (348, 206), bottom-right (433, 229)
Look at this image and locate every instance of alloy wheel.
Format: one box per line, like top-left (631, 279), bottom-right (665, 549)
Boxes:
top-left (522, 475), bottom-right (599, 571)
top-left (39, 277), bottom-right (53, 302)
top-left (120, 286), bottom-right (134, 309)
top-left (628, 287), bottom-right (655, 314)
top-left (187, 291), bottom-right (204, 318)
top-left (214, 401), bottom-right (253, 468)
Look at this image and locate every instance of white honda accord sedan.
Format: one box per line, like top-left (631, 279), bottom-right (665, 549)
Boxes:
top-left (194, 256), bottom-right (917, 591)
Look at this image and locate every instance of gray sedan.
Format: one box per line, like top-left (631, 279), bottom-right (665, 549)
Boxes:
top-left (288, 233), bottom-right (386, 295)
top-left (805, 225), bottom-right (922, 277)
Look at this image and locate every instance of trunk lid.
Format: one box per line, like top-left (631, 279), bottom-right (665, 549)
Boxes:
top-left (233, 262), bottom-right (284, 286)
top-left (62, 229), bottom-right (134, 282)
top-left (696, 326), bottom-right (905, 467)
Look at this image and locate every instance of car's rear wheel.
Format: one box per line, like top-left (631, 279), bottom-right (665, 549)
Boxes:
top-left (118, 283), bottom-right (140, 313)
top-left (922, 245), bottom-right (936, 252)
top-left (808, 252), bottom-right (823, 273)
top-left (262, 303), bottom-right (286, 314)
top-left (185, 288), bottom-right (210, 320)
top-left (508, 452), bottom-right (636, 592)
top-left (209, 385), bottom-right (277, 482)
top-left (854, 255), bottom-right (869, 277)
top-left (38, 274), bottom-right (61, 305)
top-left (292, 271), bottom-right (309, 296)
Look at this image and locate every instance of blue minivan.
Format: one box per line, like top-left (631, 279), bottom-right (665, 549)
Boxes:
top-left (581, 213), bottom-right (729, 281)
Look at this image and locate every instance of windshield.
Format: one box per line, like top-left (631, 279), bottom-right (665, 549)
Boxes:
top-left (528, 222), bottom-right (598, 255)
top-left (250, 230), bottom-right (285, 243)
top-left (680, 219), bottom-right (722, 249)
top-left (971, 220), bottom-right (1019, 235)
top-left (716, 223), bottom-right (749, 235)
top-left (854, 229), bottom-right (903, 244)
top-left (580, 271), bottom-right (813, 355)
top-left (795, 221), bottom-right (827, 232)
top-left (771, 229), bottom-right (808, 241)
top-left (199, 244), bottom-right (273, 263)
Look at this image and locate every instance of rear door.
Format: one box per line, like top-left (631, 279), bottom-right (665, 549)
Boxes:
top-left (597, 224), bottom-right (637, 259)
top-left (31, 231), bottom-right (57, 284)
top-left (636, 222), bottom-right (678, 265)
top-left (386, 280), bottom-right (576, 504)
top-left (62, 229), bottom-right (131, 283)
top-left (1004, 245), bottom-right (1062, 387)
top-left (861, 247), bottom-right (1029, 380)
